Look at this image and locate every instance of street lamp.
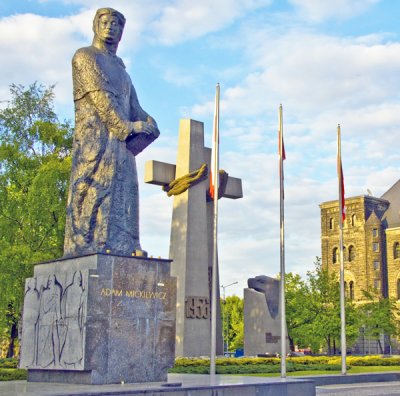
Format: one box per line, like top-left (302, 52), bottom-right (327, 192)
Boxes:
top-left (220, 282), bottom-right (238, 354)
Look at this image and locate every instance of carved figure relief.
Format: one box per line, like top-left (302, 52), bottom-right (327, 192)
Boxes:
top-left (20, 278), bottom-right (40, 367)
top-left (60, 270), bottom-right (85, 368)
top-left (37, 274), bottom-right (62, 368)
top-left (20, 271), bottom-right (87, 370)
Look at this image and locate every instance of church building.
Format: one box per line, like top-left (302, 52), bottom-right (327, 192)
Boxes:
top-left (320, 178), bottom-right (400, 301)
top-left (320, 179), bottom-right (400, 352)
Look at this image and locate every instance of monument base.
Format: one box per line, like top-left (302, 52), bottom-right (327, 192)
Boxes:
top-left (19, 253), bottom-right (176, 385)
top-left (0, 374), bottom-right (316, 395)
top-left (244, 282), bottom-right (289, 356)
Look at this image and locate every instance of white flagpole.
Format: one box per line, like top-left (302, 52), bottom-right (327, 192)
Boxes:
top-left (210, 83), bottom-right (220, 376)
top-left (279, 104), bottom-right (287, 378)
top-left (337, 124), bottom-right (347, 375)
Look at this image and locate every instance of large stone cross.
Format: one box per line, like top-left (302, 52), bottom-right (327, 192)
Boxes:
top-left (144, 118), bottom-right (243, 357)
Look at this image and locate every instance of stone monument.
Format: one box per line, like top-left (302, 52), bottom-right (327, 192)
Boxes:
top-left (244, 275), bottom-right (289, 356)
top-left (145, 119), bottom-right (243, 357)
top-left (19, 8), bottom-right (176, 384)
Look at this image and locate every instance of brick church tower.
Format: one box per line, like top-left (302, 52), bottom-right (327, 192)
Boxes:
top-left (320, 179), bottom-right (400, 303)
top-left (320, 179), bottom-right (400, 353)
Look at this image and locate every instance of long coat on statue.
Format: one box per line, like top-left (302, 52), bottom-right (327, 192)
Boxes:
top-left (64, 45), bottom-right (154, 256)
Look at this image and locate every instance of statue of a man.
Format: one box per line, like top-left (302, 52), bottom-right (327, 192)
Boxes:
top-left (64, 8), bottom-right (159, 257)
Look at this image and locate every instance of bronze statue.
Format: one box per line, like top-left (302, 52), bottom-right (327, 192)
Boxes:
top-left (64, 8), bottom-right (159, 257)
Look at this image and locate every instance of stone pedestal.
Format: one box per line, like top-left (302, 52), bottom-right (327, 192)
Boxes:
top-left (19, 254), bottom-right (176, 385)
top-left (244, 277), bottom-right (289, 356)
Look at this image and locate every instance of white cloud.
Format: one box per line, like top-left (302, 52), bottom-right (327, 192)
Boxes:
top-left (0, 4), bottom-right (160, 109)
top-left (288, 0), bottom-right (380, 22)
top-left (1, 0), bottom-right (400, 297)
top-left (0, 13), bottom-right (84, 107)
top-left (183, 20), bottom-right (400, 293)
top-left (150, 0), bottom-right (272, 45)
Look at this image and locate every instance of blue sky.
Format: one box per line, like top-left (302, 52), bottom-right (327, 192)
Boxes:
top-left (1, 0), bottom-right (400, 296)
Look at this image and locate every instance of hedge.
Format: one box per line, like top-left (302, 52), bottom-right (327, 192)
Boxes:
top-left (171, 356), bottom-right (348, 374)
top-left (171, 355), bottom-right (400, 374)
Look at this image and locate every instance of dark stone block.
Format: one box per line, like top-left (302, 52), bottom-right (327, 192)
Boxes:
top-left (21, 254), bottom-right (176, 384)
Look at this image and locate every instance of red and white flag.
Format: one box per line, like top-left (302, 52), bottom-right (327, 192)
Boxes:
top-left (337, 125), bottom-right (346, 222)
top-left (278, 104), bottom-right (286, 161)
top-left (278, 104), bottom-right (287, 378)
top-left (278, 104), bottom-right (286, 200)
top-left (209, 83), bottom-right (220, 200)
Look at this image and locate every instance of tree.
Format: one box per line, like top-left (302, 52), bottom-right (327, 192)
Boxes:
top-left (358, 289), bottom-right (400, 354)
top-left (0, 82), bottom-right (72, 357)
top-left (305, 258), bottom-right (360, 354)
top-left (285, 272), bottom-right (313, 351)
top-left (221, 295), bottom-right (244, 352)
top-left (285, 258), bottom-right (360, 354)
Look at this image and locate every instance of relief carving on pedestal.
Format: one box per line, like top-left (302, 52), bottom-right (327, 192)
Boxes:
top-left (20, 270), bottom-right (87, 370)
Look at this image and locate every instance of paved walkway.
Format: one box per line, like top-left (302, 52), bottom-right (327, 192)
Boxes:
top-left (4, 373), bottom-right (400, 396)
top-left (317, 381), bottom-right (400, 395)
top-left (0, 374), bottom-right (313, 396)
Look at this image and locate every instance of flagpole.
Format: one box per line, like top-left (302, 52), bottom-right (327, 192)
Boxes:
top-left (279, 104), bottom-right (287, 378)
top-left (210, 83), bottom-right (220, 376)
top-left (337, 124), bottom-right (347, 375)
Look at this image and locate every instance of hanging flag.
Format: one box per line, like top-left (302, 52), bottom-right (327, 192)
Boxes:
top-left (278, 104), bottom-right (287, 379)
top-left (210, 83), bottom-right (220, 376)
top-left (337, 124), bottom-right (347, 376)
top-left (278, 104), bottom-right (285, 200)
top-left (337, 125), bottom-right (346, 222)
top-left (339, 163), bottom-right (346, 221)
top-left (278, 104), bottom-right (286, 161)
top-left (209, 83), bottom-right (220, 200)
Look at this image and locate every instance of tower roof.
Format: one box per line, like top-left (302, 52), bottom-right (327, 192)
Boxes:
top-left (365, 210), bottom-right (381, 225)
top-left (381, 179), bottom-right (400, 227)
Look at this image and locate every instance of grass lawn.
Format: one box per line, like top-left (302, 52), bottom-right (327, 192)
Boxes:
top-left (246, 366), bottom-right (400, 377)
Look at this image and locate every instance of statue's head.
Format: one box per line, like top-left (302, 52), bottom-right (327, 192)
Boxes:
top-left (93, 8), bottom-right (126, 45)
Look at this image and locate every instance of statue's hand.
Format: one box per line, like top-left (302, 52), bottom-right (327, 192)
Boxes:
top-left (130, 121), bottom-right (157, 136)
top-left (147, 116), bottom-right (157, 127)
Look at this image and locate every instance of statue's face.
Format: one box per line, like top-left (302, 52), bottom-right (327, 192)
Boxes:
top-left (96, 14), bottom-right (122, 44)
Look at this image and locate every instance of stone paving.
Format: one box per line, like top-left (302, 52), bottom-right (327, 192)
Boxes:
top-left (0, 374), bottom-right (314, 396)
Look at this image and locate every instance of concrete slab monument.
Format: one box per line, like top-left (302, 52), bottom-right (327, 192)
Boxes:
top-left (244, 275), bottom-right (289, 356)
top-left (19, 8), bottom-right (176, 384)
top-left (145, 119), bottom-right (243, 357)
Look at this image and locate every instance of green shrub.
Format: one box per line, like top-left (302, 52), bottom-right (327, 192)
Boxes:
top-left (287, 356), bottom-right (331, 365)
top-left (347, 356), bottom-right (400, 366)
top-left (169, 365), bottom-right (209, 374)
top-left (0, 369), bottom-right (27, 381)
top-left (170, 357), bottom-right (350, 374)
top-left (0, 358), bottom-right (18, 369)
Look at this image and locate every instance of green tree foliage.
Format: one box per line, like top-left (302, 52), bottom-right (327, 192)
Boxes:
top-left (221, 295), bottom-right (244, 352)
top-left (358, 289), bottom-right (400, 354)
top-left (285, 272), bottom-right (312, 351)
top-left (285, 258), bottom-right (360, 354)
top-left (0, 83), bottom-right (72, 357)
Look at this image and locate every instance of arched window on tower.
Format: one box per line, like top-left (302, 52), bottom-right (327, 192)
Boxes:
top-left (351, 214), bottom-right (356, 226)
top-left (394, 242), bottom-right (400, 260)
top-left (348, 245), bottom-right (355, 262)
top-left (343, 246), bottom-right (347, 261)
top-left (397, 279), bottom-right (400, 300)
top-left (329, 217), bottom-right (334, 230)
top-left (333, 247), bottom-right (338, 264)
top-left (349, 281), bottom-right (354, 300)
